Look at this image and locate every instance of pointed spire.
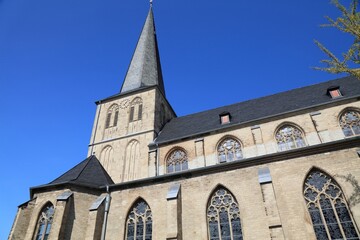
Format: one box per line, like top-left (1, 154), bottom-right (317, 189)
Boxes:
top-left (120, 6), bottom-right (165, 96)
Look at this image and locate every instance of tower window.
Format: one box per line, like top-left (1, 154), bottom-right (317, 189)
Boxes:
top-left (105, 104), bottom-right (119, 128)
top-left (129, 106), bottom-right (135, 122)
top-left (129, 97), bottom-right (143, 122)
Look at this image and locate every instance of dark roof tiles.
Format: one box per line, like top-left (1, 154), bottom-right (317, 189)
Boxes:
top-left (48, 155), bottom-right (114, 188)
top-left (155, 76), bottom-right (360, 144)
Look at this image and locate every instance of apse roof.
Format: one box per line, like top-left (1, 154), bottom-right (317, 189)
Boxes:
top-left (32, 155), bottom-right (114, 191)
top-left (155, 76), bottom-right (360, 144)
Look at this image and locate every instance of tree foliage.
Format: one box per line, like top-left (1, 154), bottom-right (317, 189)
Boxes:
top-left (315, 0), bottom-right (360, 79)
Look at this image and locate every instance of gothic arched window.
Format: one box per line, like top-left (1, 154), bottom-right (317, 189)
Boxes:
top-left (339, 110), bottom-right (360, 137)
top-left (166, 149), bottom-right (188, 173)
top-left (35, 203), bottom-right (55, 240)
top-left (304, 169), bottom-right (360, 239)
top-left (275, 125), bottom-right (306, 151)
top-left (217, 138), bottom-right (243, 163)
top-left (129, 98), bottom-right (143, 122)
top-left (207, 187), bottom-right (243, 240)
top-left (105, 104), bottom-right (119, 128)
top-left (125, 199), bottom-right (152, 240)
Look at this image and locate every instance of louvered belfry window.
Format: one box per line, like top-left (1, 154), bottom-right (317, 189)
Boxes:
top-left (125, 199), bottom-right (152, 240)
top-left (304, 170), bottom-right (360, 239)
top-left (207, 187), bottom-right (243, 240)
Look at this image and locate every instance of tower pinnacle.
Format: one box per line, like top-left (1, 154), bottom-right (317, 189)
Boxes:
top-left (120, 6), bottom-right (165, 96)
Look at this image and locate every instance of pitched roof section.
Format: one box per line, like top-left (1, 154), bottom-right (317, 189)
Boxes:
top-left (120, 6), bottom-right (165, 96)
top-left (48, 155), bottom-right (114, 188)
top-left (155, 76), bottom-right (360, 144)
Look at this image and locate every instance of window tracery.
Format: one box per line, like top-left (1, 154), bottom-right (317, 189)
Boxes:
top-left (129, 98), bottom-right (143, 122)
top-left (105, 104), bottom-right (119, 128)
top-left (166, 149), bottom-right (188, 173)
top-left (217, 138), bottom-right (243, 163)
top-left (304, 169), bottom-right (360, 239)
top-left (339, 110), bottom-right (360, 137)
top-left (275, 125), bottom-right (306, 151)
top-left (125, 199), bottom-right (152, 240)
top-left (35, 203), bottom-right (54, 240)
top-left (207, 187), bottom-right (243, 240)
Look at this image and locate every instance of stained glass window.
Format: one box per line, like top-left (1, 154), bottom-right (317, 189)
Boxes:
top-left (217, 138), bottom-right (243, 163)
top-left (35, 203), bottom-right (54, 240)
top-left (207, 187), bottom-right (243, 240)
top-left (339, 110), bottom-right (360, 137)
top-left (275, 125), bottom-right (306, 151)
top-left (125, 199), bottom-right (152, 240)
top-left (166, 149), bottom-right (188, 173)
top-left (304, 169), bottom-right (360, 239)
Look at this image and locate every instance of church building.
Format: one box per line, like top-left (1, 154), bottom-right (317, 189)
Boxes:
top-left (9, 4), bottom-right (360, 240)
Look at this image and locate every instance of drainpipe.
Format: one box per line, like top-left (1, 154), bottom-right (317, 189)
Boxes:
top-left (101, 185), bottom-right (111, 240)
top-left (156, 143), bottom-right (159, 176)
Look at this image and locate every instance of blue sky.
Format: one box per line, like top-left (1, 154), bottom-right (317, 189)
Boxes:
top-left (0, 0), bottom-right (352, 238)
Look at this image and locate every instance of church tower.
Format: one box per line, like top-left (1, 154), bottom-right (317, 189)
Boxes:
top-left (87, 6), bottom-right (175, 183)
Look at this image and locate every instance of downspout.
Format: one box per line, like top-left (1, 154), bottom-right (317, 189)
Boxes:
top-left (101, 185), bottom-right (111, 240)
top-left (156, 143), bottom-right (159, 176)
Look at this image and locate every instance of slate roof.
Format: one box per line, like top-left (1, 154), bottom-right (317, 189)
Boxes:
top-left (155, 76), bottom-right (360, 144)
top-left (37, 155), bottom-right (114, 189)
top-left (120, 6), bottom-right (165, 96)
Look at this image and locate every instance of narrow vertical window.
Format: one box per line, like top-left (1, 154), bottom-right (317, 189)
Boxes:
top-left (217, 138), bottom-right (243, 163)
top-left (113, 110), bottom-right (119, 127)
top-left (166, 149), bottom-right (188, 173)
top-left (129, 106), bottom-right (135, 122)
top-left (138, 104), bottom-right (143, 120)
top-left (35, 203), bottom-right (55, 240)
top-left (275, 125), bottom-right (306, 151)
top-left (105, 113), bottom-right (112, 128)
top-left (339, 110), bottom-right (360, 137)
top-left (105, 104), bottom-right (119, 128)
top-left (207, 187), bottom-right (243, 240)
top-left (125, 199), bottom-right (152, 240)
top-left (304, 169), bottom-right (360, 239)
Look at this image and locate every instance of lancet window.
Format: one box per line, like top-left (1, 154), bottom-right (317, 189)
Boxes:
top-left (304, 169), bottom-right (360, 239)
top-left (217, 138), bottom-right (243, 163)
top-left (125, 199), bottom-right (152, 240)
top-left (339, 110), bottom-right (360, 137)
top-left (105, 104), bottom-right (119, 128)
top-left (166, 149), bottom-right (188, 173)
top-left (275, 125), bottom-right (306, 151)
top-left (35, 203), bottom-right (55, 240)
top-left (207, 187), bottom-right (243, 240)
top-left (129, 98), bottom-right (143, 122)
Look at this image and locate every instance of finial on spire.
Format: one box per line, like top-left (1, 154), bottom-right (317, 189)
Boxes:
top-left (150, 0), bottom-right (153, 7)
